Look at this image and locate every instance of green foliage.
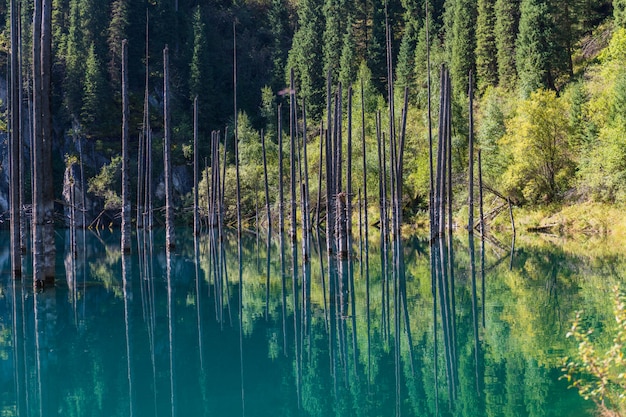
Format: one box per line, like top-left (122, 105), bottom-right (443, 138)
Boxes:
top-left (475, 0), bottom-right (498, 93)
top-left (323, 0), bottom-right (343, 82)
top-left (339, 17), bottom-right (357, 90)
top-left (616, 0), bottom-right (626, 28)
top-left (516, 0), bottom-right (557, 96)
top-left (563, 286), bottom-right (626, 415)
top-left (88, 155), bottom-right (122, 210)
top-left (288, 0), bottom-right (325, 119)
top-left (476, 87), bottom-right (509, 181)
top-left (81, 43), bottom-right (109, 134)
top-left (395, 23), bottom-right (416, 91)
top-left (500, 89), bottom-right (574, 203)
top-left (577, 28), bottom-right (626, 202)
top-left (494, 0), bottom-right (519, 90)
top-left (450, 0), bottom-right (477, 100)
top-left (107, 0), bottom-right (128, 90)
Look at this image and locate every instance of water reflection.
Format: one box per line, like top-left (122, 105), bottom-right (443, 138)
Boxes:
top-left (0, 228), bottom-right (604, 416)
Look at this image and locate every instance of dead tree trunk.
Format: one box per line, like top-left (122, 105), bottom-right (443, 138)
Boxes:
top-left (163, 45), bottom-right (175, 249)
top-left (41, 0), bottom-right (54, 281)
top-left (10, 0), bottom-right (22, 277)
top-left (468, 71), bottom-right (474, 234)
top-left (193, 97), bottom-right (199, 236)
top-left (121, 39), bottom-right (131, 253)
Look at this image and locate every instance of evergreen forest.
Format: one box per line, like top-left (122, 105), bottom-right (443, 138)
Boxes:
top-left (1, 0), bottom-right (625, 231)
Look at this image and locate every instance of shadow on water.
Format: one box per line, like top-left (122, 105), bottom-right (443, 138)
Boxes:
top-left (0, 227), bottom-right (608, 417)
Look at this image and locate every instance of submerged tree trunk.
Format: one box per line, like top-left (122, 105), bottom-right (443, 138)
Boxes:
top-left (164, 45), bottom-right (175, 249)
top-left (121, 39), bottom-right (131, 253)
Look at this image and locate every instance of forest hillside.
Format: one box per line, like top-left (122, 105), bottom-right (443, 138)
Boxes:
top-left (0, 0), bottom-right (624, 228)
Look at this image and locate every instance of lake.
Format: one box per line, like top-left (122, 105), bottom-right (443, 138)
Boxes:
top-left (0, 226), bottom-right (613, 416)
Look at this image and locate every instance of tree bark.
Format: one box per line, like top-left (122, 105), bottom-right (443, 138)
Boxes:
top-left (10, 0), bottom-right (22, 278)
top-left (193, 97), bottom-right (199, 236)
top-left (121, 39), bottom-right (131, 253)
top-left (32, 0), bottom-right (44, 285)
top-left (164, 45), bottom-right (175, 249)
top-left (41, 0), bottom-right (54, 281)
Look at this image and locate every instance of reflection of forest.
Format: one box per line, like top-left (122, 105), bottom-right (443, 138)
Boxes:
top-left (0, 229), bottom-right (616, 416)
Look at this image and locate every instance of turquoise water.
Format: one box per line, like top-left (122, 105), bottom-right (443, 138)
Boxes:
top-left (0, 228), bottom-right (601, 416)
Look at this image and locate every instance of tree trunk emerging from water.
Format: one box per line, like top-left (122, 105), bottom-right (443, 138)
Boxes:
top-left (32, 0), bottom-right (54, 285)
top-left (164, 45), bottom-right (175, 249)
top-left (121, 39), bottom-right (131, 253)
top-left (41, 0), bottom-right (54, 280)
top-left (10, 0), bottom-right (22, 278)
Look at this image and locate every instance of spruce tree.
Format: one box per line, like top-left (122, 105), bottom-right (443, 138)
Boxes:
top-left (190, 5), bottom-right (214, 144)
top-left (396, 23), bottom-right (416, 91)
top-left (268, 0), bottom-right (290, 91)
top-left (450, 0), bottom-right (477, 99)
top-left (367, 0), bottom-right (387, 95)
top-left (107, 0), bottom-right (129, 90)
top-left (516, 0), bottom-right (558, 96)
top-left (82, 43), bottom-right (107, 132)
top-left (494, 0), bottom-right (519, 90)
top-left (288, 0), bottom-right (324, 118)
top-left (475, 0), bottom-right (497, 93)
top-left (323, 0), bottom-right (343, 81)
top-left (339, 16), bottom-right (357, 90)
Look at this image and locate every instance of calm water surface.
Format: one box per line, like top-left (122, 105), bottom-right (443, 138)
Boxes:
top-left (0, 227), bottom-right (610, 416)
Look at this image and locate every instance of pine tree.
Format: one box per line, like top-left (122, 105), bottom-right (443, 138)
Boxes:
top-left (475, 0), bottom-right (497, 93)
top-left (323, 0), bottom-right (344, 81)
top-left (450, 0), bottom-right (477, 99)
top-left (516, 0), bottom-right (558, 96)
top-left (494, 0), bottom-right (519, 90)
top-left (395, 23), bottom-right (416, 91)
top-left (339, 16), bottom-right (357, 90)
top-left (82, 43), bottom-right (107, 132)
top-left (190, 5), bottom-right (214, 143)
top-left (108, 0), bottom-right (129, 90)
top-left (63, 0), bottom-right (85, 117)
top-left (288, 0), bottom-right (324, 118)
top-left (268, 0), bottom-right (290, 91)
top-left (367, 0), bottom-right (387, 95)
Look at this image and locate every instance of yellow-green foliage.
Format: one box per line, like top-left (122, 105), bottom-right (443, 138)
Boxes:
top-left (564, 286), bottom-right (626, 415)
top-left (87, 155), bottom-right (122, 210)
top-left (499, 89), bottom-right (574, 204)
top-left (578, 28), bottom-right (626, 203)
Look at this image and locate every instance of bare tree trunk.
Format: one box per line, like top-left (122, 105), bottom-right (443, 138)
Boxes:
top-left (468, 71), bottom-right (474, 233)
top-left (18, 0), bottom-right (26, 253)
top-left (10, 0), bottom-right (22, 278)
top-left (289, 69), bottom-right (297, 245)
top-left (41, 0), bottom-right (54, 281)
top-left (301, 100), bottom-right (311, 262)
top-left (234, 23), bottom-right (242, 242)
top-left (163, 45), bottom-right (175, 249)
top-left (32, 0), bottom-right (44, 285)
top-left (121, 39), bottom-right (131, 253)
top-left (261, 129), bottom-right (271, 232)
top-left (360, 79), bottom-right (369, 250)
top-left (193, 96), bottom-right (199, 236)
top-left (193, 97), bottom-right (199, 236)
